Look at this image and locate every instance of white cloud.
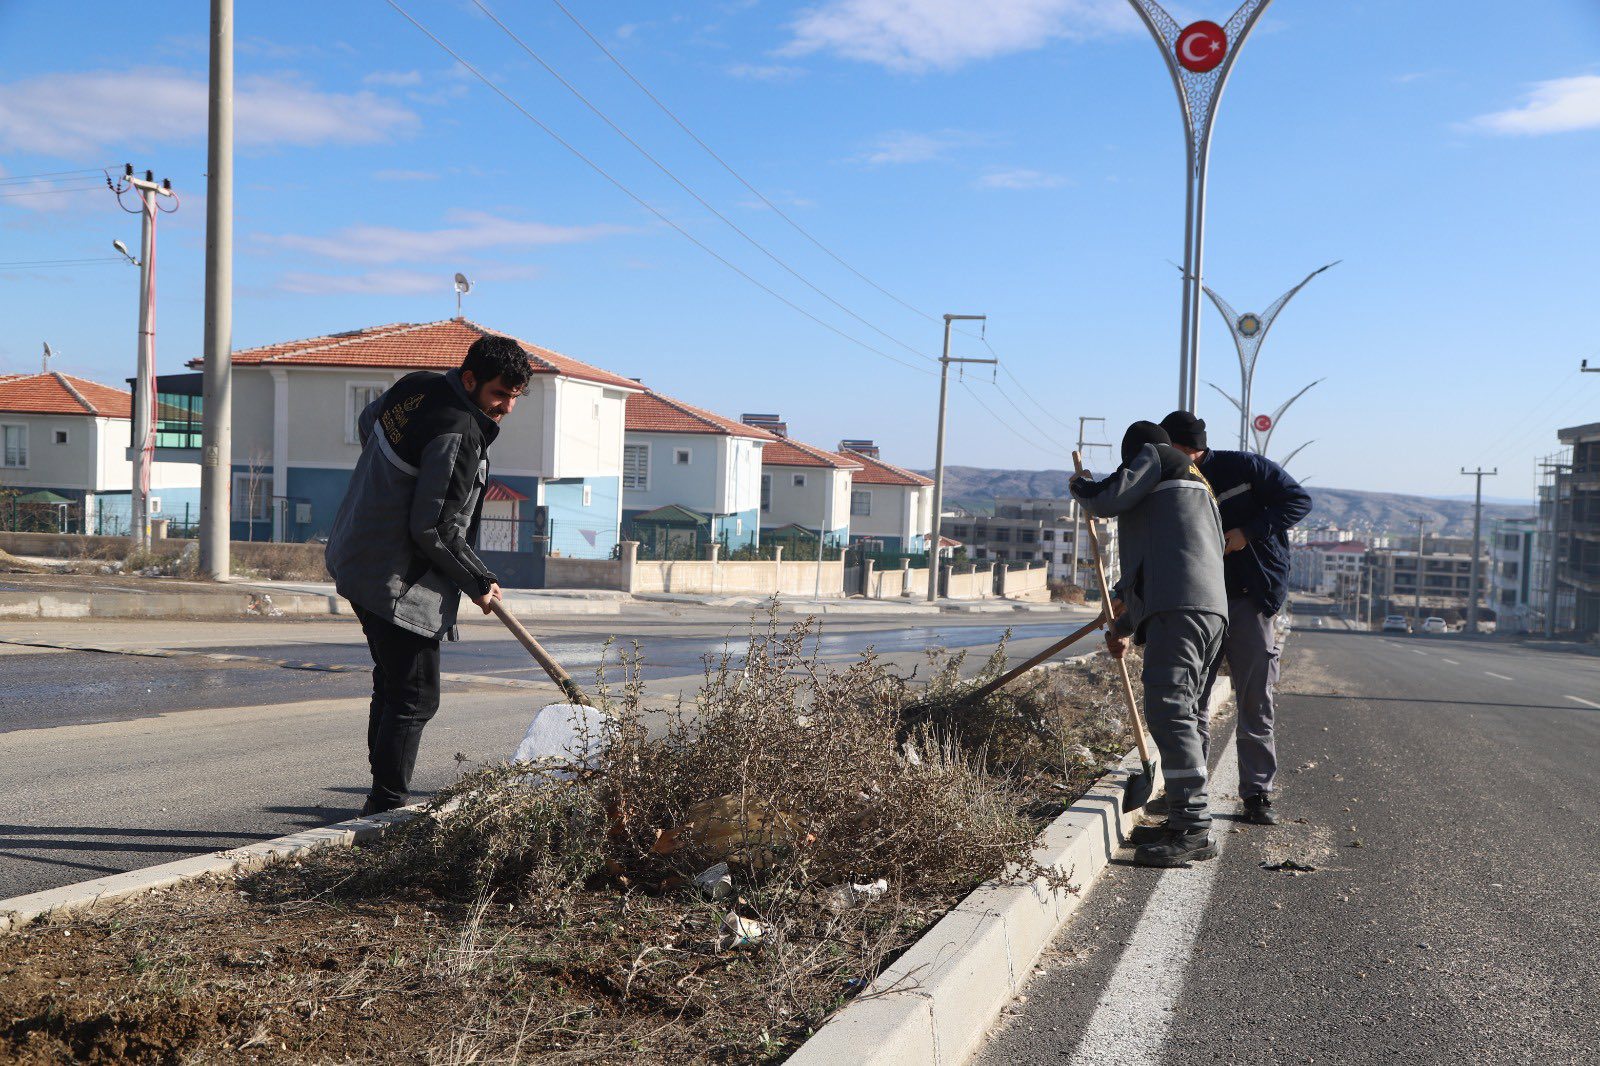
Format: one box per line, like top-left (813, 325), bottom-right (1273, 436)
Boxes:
top-left (0, 68), bottom-right (418, 157)
top-left (783, 0), bottom-right (1134, 72)
top-left (860, 129), bottom-right (983, 165)
top-left (277, 264), bottom-right (541, 297)
top-left (977, 167), bottom-right (1066, 190)
top-left (364, 70), bottom-right (424, 87)
top-left (1470, 75), bottom-right (1600, 136)
top-left (727, 62), bottom-right (805, 81)
top-left (263, 210), bottom-right (633, 265)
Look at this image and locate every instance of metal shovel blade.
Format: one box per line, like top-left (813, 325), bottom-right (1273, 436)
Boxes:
top-left (513, 702), bottom-right (610, 775)
top-left (1122, 757), bottom-right (1157, 813)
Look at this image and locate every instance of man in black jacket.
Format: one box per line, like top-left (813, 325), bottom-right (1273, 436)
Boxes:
top-left (1159, 410), bottom-right (1312, 825)
top-left (326, 334), bottom-right (532, 815)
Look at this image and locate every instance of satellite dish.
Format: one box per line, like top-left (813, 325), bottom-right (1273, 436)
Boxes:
top-left (453, 272), bottom-right (473, 316)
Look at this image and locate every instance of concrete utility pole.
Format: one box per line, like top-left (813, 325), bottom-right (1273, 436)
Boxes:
top-left (200, 0), bottom-right (234, 580)
top-left (122, 167), bottom-right (176, 553)
top-left (1071, 416), bottom-right (1108, 590)
top-left (927, 314), bottom-right (992, 602)
top-left (1414, 518), bottom-right (1427, 623)
top-left (1461, 467), bottom-right (1497, 633)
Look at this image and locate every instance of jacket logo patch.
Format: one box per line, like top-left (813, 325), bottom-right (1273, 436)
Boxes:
top-left (381, 393), bottom-right (426, 444)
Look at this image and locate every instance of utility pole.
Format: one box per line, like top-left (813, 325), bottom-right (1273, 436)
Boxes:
top-left (1540, 458), bottom-right (1572, 637)
top-left (1461, 467), bottom-right (1497, 633)
top-left (1071, 416), bottom-right (1108, 590)
top-left (1413, 517), bottom-right (1427, 624)
top-left (927, 314), bottom-right (992, 602)
top-left (200, 0), bottom-right (234, 580)
top-left (118, 166), bottom-right (176, 553)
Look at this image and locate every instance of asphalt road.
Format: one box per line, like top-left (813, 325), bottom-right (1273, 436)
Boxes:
top-left (976, 611), bottom-right (1600, 1064)
top-left (0, 606), bottom-right (1101, 899)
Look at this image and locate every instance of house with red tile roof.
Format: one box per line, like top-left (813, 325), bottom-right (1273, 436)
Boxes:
top-left (835, 440), bottom-right (934, 553)
top-left (0, 371), bottom-right (200, 533)
top-left (622, 390), bottom-right (775, 551)
top-left (745, 415), bottom-right (862, 548)
top-left (177, 318), bottom-right (640, 556)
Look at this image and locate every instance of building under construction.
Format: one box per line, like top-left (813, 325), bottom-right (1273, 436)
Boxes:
top-left (1543, 422), bottom-right (1600, 637)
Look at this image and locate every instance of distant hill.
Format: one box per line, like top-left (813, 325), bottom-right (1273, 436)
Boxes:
top-left (918, 466), bottom-right (1535, 539)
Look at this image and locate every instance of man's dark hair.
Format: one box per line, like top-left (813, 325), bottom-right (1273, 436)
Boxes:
top-left (462, 334), bottom-right (533, 392)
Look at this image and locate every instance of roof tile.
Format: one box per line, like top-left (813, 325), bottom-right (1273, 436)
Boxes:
top-left (0, 372), bottom-right (132, 418)
top-left (626, 391), bottom-right (777, 439)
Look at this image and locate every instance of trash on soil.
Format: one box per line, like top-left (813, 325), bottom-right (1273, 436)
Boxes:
top-left (720, 912), bottom-right (767, 950)
top-left (651, 795), bottom-right (799, 870)
top-left (693, 862), bottom-right (734, 901)
top-left (851, 877), bottom-right (889, 900)
top-left (826, 877), bottom-right (890, 911)
top-left (1261, 859), bottom-right (1317, 874)
top-left (245, 593), bottom-right (282, 617)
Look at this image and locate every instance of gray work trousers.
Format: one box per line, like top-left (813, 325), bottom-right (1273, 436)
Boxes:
top-left (1199, 597), bottom-right (1282, 800)
top-left (1141, 610), bottom-right (1226, 834)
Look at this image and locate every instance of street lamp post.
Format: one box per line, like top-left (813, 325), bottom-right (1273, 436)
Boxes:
top-left (1198, 262), bottom-right (1339, 448)
top-left (1127, 0), bottom-right (1275, 412)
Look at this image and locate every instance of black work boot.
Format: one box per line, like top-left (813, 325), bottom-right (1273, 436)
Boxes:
top-left (1143, 792), bottom-right (1169, 816)
top-left (359, 796), bottom-right (397, 818)
top-left (1242, 794), bottom-right (1279, 825)
top-left (1133, 829), bottom-right (1218, 867)
top-left (1127, 820), bottom-right (1169, 846)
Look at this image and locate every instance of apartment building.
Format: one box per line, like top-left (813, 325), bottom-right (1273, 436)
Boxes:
top-left (941, 496), bottom-right (1110, 586)
top-left (1550, 422), bottom-right (1600, 636)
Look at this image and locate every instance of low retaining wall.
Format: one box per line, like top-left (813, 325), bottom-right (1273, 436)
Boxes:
top-left (0, 531), bottom-right (329, 580)
top-left (629, 557), bottom-right (845, 597)
top-left (545, 555), bottom-right (626, 591)
top-left (999, 563), bottom-right (1049, 603)
top-left (944, 565), bottom-right (996, 601)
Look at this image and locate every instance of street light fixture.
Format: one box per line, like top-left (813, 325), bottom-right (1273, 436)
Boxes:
top-left (112, 239), bottom-right (139, 266)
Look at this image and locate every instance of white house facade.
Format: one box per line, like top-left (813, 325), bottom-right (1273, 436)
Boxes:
top-left (756, 433), bottom-right (860, 548)
top-left (0, 371), bottom-right (200, 533)
top-left (622, 390), bottom-right (771, 550)
top-left (179, 318), bottom-right (639, 558)
top-left (837, 441), bottom-right (933, 553)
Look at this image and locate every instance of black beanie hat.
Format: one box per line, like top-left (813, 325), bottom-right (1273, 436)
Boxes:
top-left (1159, 410), bottom-right (1207, 451)
top-left (1120, 420), bottom-right (1170, 466)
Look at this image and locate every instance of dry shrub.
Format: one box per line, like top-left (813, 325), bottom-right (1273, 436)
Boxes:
top-left (231, 541), bottom-right (330, 581)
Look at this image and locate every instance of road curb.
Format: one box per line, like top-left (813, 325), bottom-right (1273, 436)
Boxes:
top-left (788, 675), bottom-right (1234, 1066)
top-left (0, 807), bottom-right (425, 936)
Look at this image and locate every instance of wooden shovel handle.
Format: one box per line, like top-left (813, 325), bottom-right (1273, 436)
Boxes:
top-left (490, 601), bottom-right (591, 706)
top-left (1073, 451), bottom-right (1153, 765)
top-left (966, 613), bottom-right (1108, 705)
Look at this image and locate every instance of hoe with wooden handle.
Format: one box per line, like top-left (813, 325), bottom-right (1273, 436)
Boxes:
top-left (1074, 450), bottom-right (1158, 813)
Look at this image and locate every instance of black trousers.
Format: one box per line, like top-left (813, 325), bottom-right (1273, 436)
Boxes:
top-left (353, 604), bottom-right (442, 808)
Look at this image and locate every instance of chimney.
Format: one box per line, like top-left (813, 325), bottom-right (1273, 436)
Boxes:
top-left (839, 438), bottom-right (878, 458)
top-left (742, 413), bottom-right (787, 437)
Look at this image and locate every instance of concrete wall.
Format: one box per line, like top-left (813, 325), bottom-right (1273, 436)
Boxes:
top-left (944, 564), bottom-right (996, 600)
top-left (630, 555), bottom-right (845, 597)
top-left (545, 554), bottom-right (626, 590)
top-left (864, 560), bottom-right (910, 599)
top-left (999, 562), bottom-right (1050, 602)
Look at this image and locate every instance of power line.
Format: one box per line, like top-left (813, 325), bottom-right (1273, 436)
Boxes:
top-left (958, 381), bottom-right (1074, 466)
top-left (997, 357), bottom-right (1081, 434)
top-left (0, 257), bottom-right (124, 267)
top-left (470, 0), bottom-right (934, 364)
top-left (546, 0), bottom-right (939, 327)
top-left (384, 0), bottom-right (933, 377)
top-left (0, 183), bottom-right (108, 200)
top-left (0, 167), bottom-right (109, 185)
top-left (985, 378), bottom-right (1077, 458)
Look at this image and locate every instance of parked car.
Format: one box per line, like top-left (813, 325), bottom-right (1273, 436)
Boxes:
top-left (1381, 615), bottom-right (1410, 633)
top-left (1422, 617), bottom-right (1447, 634)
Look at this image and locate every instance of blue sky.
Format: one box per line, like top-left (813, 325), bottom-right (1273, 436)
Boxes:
top-left (2, 0), bottom-right (1598, 499)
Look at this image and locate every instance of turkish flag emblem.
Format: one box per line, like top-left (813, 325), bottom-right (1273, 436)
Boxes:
top-left (1176, 20), bottom-right (1227, 73)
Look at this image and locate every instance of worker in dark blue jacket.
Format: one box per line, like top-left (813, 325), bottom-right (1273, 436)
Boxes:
top-left (1159, 411), bottom-right (1312, 825)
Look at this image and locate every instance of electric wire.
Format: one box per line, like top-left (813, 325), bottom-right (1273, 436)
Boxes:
top-left (384, 0), bottom-right (933, 376)
top-left (0, 183), bottom-right (108, 200)
top-left (0, 257), bottom-right (125, 268)
top-left (0, 167), bottom-right (110, 185)
top-left (1472, 369), bottom-right (1583, 467)
top-left (545, 0), bottom-right (940, 327)
top-left (985, 378), bottom-right (1078, 458)
top-left (469, 0), bottom-right (933, 364)
top-left (958, 381), bottom-right (1075, 466)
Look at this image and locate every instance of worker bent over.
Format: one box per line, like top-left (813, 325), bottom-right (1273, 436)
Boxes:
top-left (1072, 421), bottom-right (1229, 867)
top-left (325, 334), bottom-right (532, 816)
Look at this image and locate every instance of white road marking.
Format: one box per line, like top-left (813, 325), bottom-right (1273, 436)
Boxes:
top-left (1411, 649), bottom-right (1428, 656)
top-left (1442, 658), bottom-right (1460, 665)
top-left (1565, 695), bottom-right (1600, 710)
top-left (1066, 737), bottom-right (1241, 1066)
top-left (1485, 672), bottom-right (1514, 681)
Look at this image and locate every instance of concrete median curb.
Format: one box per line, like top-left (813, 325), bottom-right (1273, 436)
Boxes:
top-left (0, 806), bottom-right (426, 937)
top-left (788, 675), bottom-right (1233, 1066)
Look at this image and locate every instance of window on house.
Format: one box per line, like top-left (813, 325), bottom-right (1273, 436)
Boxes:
top-left (347, 383), bottom-right (386, 444)
top-left (149, 497), bottom-right (163, 515)
top-left (1042, 529), bottom-right (1054, 541)
top-left (1021, 529), bottom-right (1036, 543)
top-left (232, 472), bottom-right (270, 522)
top-left (623, 444), bottom-right (650, 490)
top-left (674, 447), bottom-right (692, 466)
top-left (851, 490), bottom-right (871, 517)
top-left (993, 528), bottom-right (1011, 542)
top-left (996, 549), bottom-right (1010, 560)
top-left (761, 474), bottom-right (772, 513)
top-left (2, 425), bottom-right (26, 468)
top-left (792, 474), bottom-right (806, 488)
top-left (53, 428), bottom-right (69, 445)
